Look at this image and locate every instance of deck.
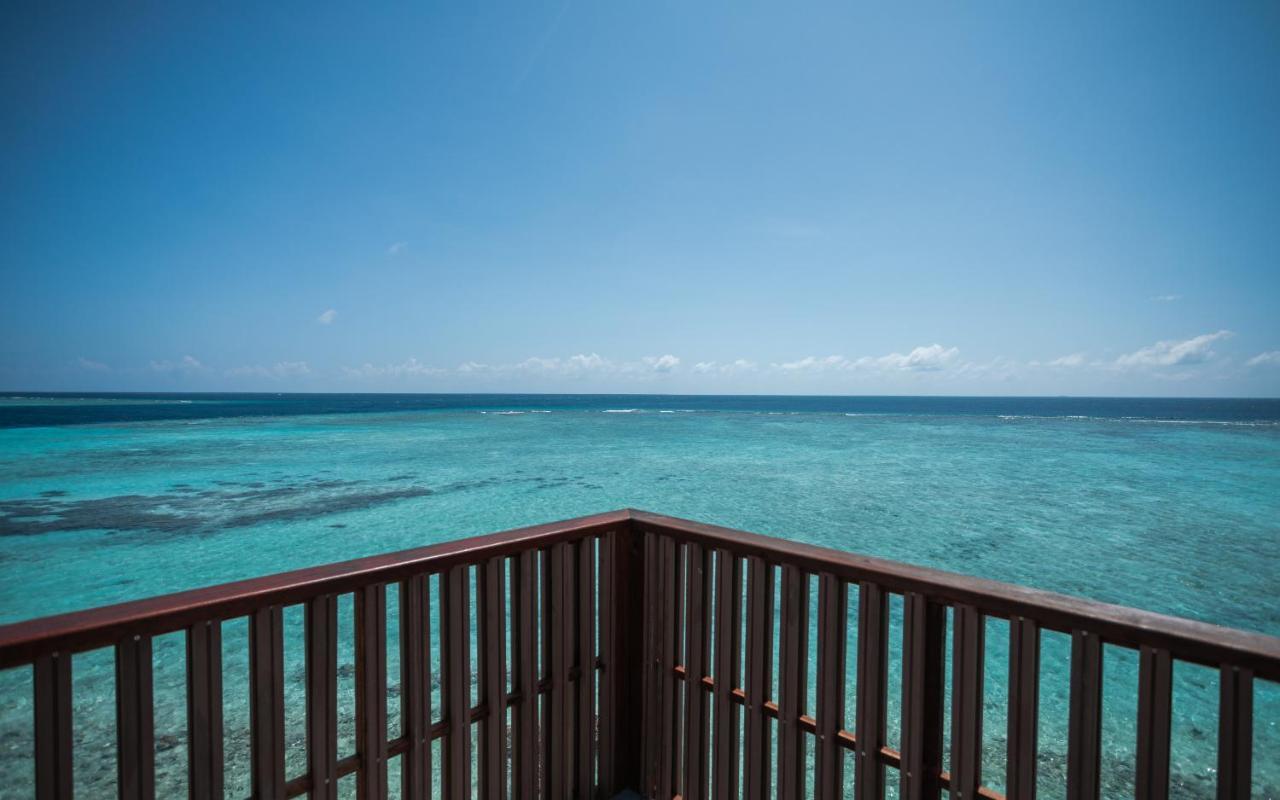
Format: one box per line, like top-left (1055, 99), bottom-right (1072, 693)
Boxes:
top-left (1, 509), bottom-right (1277, 799)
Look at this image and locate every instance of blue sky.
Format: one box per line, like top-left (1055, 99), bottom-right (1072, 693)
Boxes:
top-left (2, 3), bottom-right (1278, 396)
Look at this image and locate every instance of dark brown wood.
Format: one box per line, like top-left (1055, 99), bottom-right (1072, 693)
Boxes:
top-left (950, 605), bottom-right (985, 800)
top-left (1216, 665), bottom-right (1253, 800)
top-left (712, 549), bottom-right (743, 800)
top-left (855, 582), bottom-right (888, 800)
top-left (683, 542), bottom-right (711, 800)
top-left (743, 556), bottom-right (774, 800)
top-left (599, 532), bottom-right (618, 796)
top-left (546, 542), bottom-right (571, 799)
top-left (6, 508), bottom-right (1280, 800)
top-left (400, 576), bottom-right (430, 800)
top-left (480, 557), bottom-right (508, 800)
top-left (815, 573), bottom-right (848, 800)
top-left (641, 532), bottom-right (663, 798)
top-left (657, 536), bottom-right (682, 800)
top-left (1066, 630), bottom-right (1102, 800)
top-left (185, 620), bottom-right (223, 800)
top-left (115, 634), bottom-right (155, 800)
top-left (511, 550), bottom-right (537, 799)
top-left (357, 584), bottom-right (389, 799)
top-left (777, 564), bottom-right (809, 800)
top-left (250, 605), bottom-right (285, 799)
top-left (34, 650), bottom-right (72, 800)
top-left (1006, 616), bottom-right (1039, 800)
top-left (576, 538), bottom-right (596, 799)
top-left (610, 527), bottom-right (645, 797)
top-left (900, 593), bottom-right (945, 800)
top-left (442, 564), bottom-right (472, 800)
top-left (629, 511), bottom-right (1280, 681)
top-left (1135, 646), bottom-right (1172, 800)
top-left (306, 595), bottom-right (338, 800)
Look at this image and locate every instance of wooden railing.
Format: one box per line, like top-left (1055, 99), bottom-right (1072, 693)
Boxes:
top-left (1, 509), bottom-right (1278, 799)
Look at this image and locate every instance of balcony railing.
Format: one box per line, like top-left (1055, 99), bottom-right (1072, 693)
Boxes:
top-left (0, 508), bottom-right (1277, 799)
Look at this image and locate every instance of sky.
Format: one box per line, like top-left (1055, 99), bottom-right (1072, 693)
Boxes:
top-left (2, 3), bottom-right (1278, 396)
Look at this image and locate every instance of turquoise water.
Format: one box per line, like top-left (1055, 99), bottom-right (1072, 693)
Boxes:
top-left (0, 394), bottom-right (1278, 797)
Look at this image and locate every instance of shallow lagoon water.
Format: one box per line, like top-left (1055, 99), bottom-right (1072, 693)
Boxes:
top-left (0, 394), bottom-right (1277, 797)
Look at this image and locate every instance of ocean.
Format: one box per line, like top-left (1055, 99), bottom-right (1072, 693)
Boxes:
top-left (0, 393), bottom-right (1277, 798)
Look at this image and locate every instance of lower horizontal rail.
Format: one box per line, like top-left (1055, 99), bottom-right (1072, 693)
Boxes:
top-left (274, 660), bottom-right (606, 799)
top-left (670, 665), bottom-right (1007, 800)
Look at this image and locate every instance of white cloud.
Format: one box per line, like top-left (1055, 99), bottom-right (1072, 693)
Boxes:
top-left (150, 355), bottom-right (205, 373)
top-left (566, 353), bottom-right (609, 372)
top-left (77, 357), bottom-right (109, 372)
top-left (776, 355), bottom-right (852, 372)
top-left (1246, 351), bottom-right (1280, 368)
top-left (775, 345), bottom-right (959, 374)
top-left (1150, 294), bottom-right (1181, 302)
top-left (1116, 330), bottom-right (1233, 368)
top-left (642, 354), bottom-right (680, 372)
top-left (343, 358), bottom-right (445, 378)
top-left (506, 353), bottom-right (613, 375)
top-left (1047, 353), bottom-right (1086, 367)
top-left (228, 361), bottom-right (312, 380)
top-left (874, 344), bottom-right (958, 371)
top-left (693, 359), bottom-right (757, 375)
top-left (388, 242), bottom-right (408, 256)
top-left (316, 309), bottom-right (337, 325)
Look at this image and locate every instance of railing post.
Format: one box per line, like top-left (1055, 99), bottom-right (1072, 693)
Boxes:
top-left (115, 634), bottom-right (155, 800)
top-left (1217, 665), bottom-right (1253, 800)
top-left (1006, 616), bottom-right (1040, 800)
top-left (186, 620), bottom-right (223, 800)
top-left (900, 593), bottom-right (945, 800)
top-left (250, 606), bottom-right (285, 800)
top-left (34, 650), bottom-right (72, 800)
top-left (307, 595), bottom-right (338, 800)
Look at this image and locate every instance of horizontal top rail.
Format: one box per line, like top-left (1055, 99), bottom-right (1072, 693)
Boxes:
top-left (2, 508), bottom-right (1278, 681)
top-left (0, 509), bottom-right (628, 669)
top-left (629, 510), bottom-right (1280, 681)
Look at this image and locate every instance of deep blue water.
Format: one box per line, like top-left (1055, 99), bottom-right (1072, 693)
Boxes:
top-left (0, 393), bottom-right (1277, 798)
top-left (3, 391), bottom-right (1278, 429)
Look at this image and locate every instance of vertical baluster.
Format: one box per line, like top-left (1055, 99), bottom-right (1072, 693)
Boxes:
top-left (577, 539), bottom-right (596, 798)
top-left (34, 650), bottom-right (72, 800)
top-left (307, 595), bottom-right (339, 800)
top-left (116, 634), bottom-right (155, 800)
top-left (250, 606), bottom-right (285, 799)
top-left (743, 556), bottom-right (775, 800)
top-left (511, 551), bottom-right (537, 799)
top-left (546, 543), bottom-right (571, 799)
top-left (683, 542), bottom-right (711, 800)
top-left (1066, 630), bottom-right (1102, 800)
top-left (481, 557), bottom-right (509, 800)
top-left (1216, 666), bottom-right (1253, 800)
top-left (641, 533), bottom-right (662, 797)
top-left (777, 564), bottom-right (809, 800)
top-left (815, 573), bottom-right (848, 800)
top-left (1135, 646), bottom-right (1172, 800)
top-left (357, 584), bottom-right (388, 799)
top-left (186, 620), bottom-right (223, 800)
top-left (443, 564), bottom-right (472, 800)
top-left (599, 534), bottom-right (617, 796)
top-left (1006, 616), bottom-right (1039, 800)
top-left (712, 549), bottom-right (743, 800)
top-left (854, 583), bottom-right (888, 800)
top-left (400, 576), bottom-right (431, 800)
top-left (657, 537), bottom-right (683, 800)
top-left (900, 593), bottom-right (945, 800)
top-left (950, 605), bottom-right (985, 800)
